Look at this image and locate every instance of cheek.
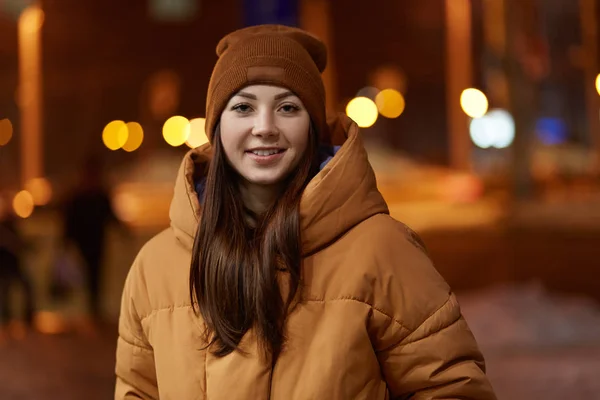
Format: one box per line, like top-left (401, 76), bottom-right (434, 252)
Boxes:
top-left (287, 120), bottom-right (311, 153)
top-left (295, 135), bottom-right (309, 156)
top-left (219, 122), bottom-right (244, 156)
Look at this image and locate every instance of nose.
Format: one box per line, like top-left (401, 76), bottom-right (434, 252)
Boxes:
top-left (251, 108), bottom-right (279, 138)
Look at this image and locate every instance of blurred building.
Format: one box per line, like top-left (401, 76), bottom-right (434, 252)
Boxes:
top-left (0, 0), bottom-right (598, 195)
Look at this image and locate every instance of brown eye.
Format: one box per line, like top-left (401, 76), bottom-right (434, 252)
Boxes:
top-left (280, 104), bottom-right (300, 113)
top-left (232, 104), bottom-right (252, 113)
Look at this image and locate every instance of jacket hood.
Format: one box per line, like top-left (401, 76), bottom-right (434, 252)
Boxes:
top-left (168, 113), bottom-right (389, 254)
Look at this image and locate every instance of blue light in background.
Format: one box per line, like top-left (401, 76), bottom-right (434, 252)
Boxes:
top-left (535, 117), bottom-right (567, 145)
top-left (242, 0), bottom-right (299, 27)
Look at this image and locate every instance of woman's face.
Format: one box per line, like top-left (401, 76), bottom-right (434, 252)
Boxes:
top-left (219, 85), bottom-right (310, 189)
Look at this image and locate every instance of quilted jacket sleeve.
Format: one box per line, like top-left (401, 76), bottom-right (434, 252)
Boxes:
top-left (378, 294), bottom-right (496, 399)
top-left (372, 220), bottom-right (496, 399)
top-left (114, 257), bottom-right (159, 400)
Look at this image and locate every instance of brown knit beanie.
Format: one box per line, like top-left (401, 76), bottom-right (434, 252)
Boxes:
top-left (205, 24), bottom-right (328, 143)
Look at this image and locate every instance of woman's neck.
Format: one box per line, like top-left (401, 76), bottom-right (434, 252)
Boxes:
top-left (239, 181), bottom-right (281, 217)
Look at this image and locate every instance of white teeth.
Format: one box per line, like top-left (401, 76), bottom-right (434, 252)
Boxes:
top-left (251, 149), bottom-right (280, 156)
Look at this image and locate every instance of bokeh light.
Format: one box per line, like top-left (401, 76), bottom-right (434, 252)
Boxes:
top-left (186, 118), bottom-right (209, 148)
top-left (535, 117), bottom-right (567, 145)
top-left (163, 116), bottom-right (190, 147)
top-left (25, 177), bottom-right (52, 206)
top-left (596, 74), bottom-right (600, 96)
top-left (469, 109), bottom-right (515, 149)
top-left (13, 190), bottom-right (35, 218)
top-left (346, 97), bottom-right (378, 128)
top-left (460, 88), bottom-right (489, 119)
top-left (122, 122), bottom-right (144, 152)
top-left (113, 191), bottom-right (139, 223)
top-left (102, 120), bottom-right (128, 150)
top-left (375, 89), bottom-right (406, 118)
top-left (33, 311), bottom-right (68, 335)
top-left (442, 173), bottom-right (484, 204)
top-left (0, 118), bottom-right (13, 146)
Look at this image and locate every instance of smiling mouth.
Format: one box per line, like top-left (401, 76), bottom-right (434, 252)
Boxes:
top-left (246, 149), bottom-right (286, 156)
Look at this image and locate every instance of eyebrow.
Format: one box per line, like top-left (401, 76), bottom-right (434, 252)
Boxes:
top-left (235, 91), bottom-right (295, 101)
top-left (274, 91), bottom-right (295, 100)
top-left (236, 92), bottom-right (257, 100)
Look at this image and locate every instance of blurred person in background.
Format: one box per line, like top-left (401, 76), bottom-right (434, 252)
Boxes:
top-left (0, 193), bottom-right (35, 340)
top-left (115, 25), bottom-right (496, 399)
top-left (61, 155), bottom-right (119, 325)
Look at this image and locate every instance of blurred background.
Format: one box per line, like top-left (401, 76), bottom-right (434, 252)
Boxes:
top-left (1, 0), bottom-right (600, 398)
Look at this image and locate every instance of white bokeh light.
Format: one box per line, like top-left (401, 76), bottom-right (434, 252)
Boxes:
top-left (469, 109), bottom-right (515, 149)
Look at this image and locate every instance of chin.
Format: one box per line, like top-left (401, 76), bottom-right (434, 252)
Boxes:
top-left (243, 174), bottom-right (286, 187)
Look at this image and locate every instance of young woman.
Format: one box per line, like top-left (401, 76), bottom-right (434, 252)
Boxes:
top-left (115, 24), bottom-right (496, 399)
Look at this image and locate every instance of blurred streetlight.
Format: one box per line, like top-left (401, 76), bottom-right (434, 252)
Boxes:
top-left (469, 109), bottom-right (515, 149)
top-left (345, 97), bottom-right (378, 128)
top-left (122, 122), bottom-right (144, 152)
top-left (595, 73), bottom-right (600, 97)
top-left (186, 118), bottom-right (208, 148)
top-left (0, 118), bottom-right (13, 146)
top-left (102, 120), bottom-right (128, 150)
top-left (375, 89), bottom-right (405, 119)
top-left (163, 116), bottom-right (190, 147)
top-left (13, 190), bottom-right (35, 218)
top-left (460, 88), bottom-right (489, 119)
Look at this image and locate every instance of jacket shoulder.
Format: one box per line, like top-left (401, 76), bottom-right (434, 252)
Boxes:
top-left (136, 227), bottom-right (181, 261)
top-left (125, 228), bottom-right (192, 321)
top-left (354, 214), bottom-right (428, 255)
top-left (368, 214), bottom-right (451, 328)
top-left (315, 214), bottom-right (451, 332)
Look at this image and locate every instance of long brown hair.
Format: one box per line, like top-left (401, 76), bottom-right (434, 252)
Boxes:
top-left (189, 123), bottom-right (319, 360)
